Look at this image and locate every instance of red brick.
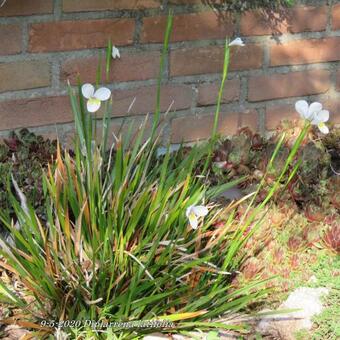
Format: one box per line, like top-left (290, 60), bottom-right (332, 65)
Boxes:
top-left (170, 44), bottom-right (263, 77)
top-left (197, 79), bottom-right (240, 106)
top-left (240, 111), bottom-right (258, 131)
top-left (38, 131), bottom-right (60, 142)
top-left (266, 105), bottom-right (299, 130)
top-left (0, 25), bottom-right (21, 55)
top-left (266, 100), bottom-right (340, 130)
top-left (248, 70), bottom-right (331, 102)
top-left (62, 0), bottom-right (161, 12)
top-left (0, 0), bottom-right (53, 16)
top-left (61, 51), bottom-right (160, 85)
top-left (241, 6), bottom-right (327, 36)
top-left (111, 84), bottom-right (193, 117)
top-left (0, 61), bottom-right (50, 93)
top-left (270, 37), bottom-right (340, 66)
top-left (0, 96), bottom-right (71, 130)
top-left (332, 4), bottom-right (340, 30)
top-left (142, 11), bottom-right (235, 43)
top-left (325, 99), bottom-right (340, 125)
top-left (171, 110), bottom-right (258, 143)
top-left (28, 19), bottom-right (135, 53)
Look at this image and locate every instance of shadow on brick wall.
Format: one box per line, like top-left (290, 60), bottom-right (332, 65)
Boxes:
top-left (202, 0), bottom-right (291, 37)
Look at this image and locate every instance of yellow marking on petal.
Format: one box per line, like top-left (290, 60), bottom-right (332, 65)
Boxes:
top-left (318, 122), bottom-right (329, 134)
top-left (189, 212), bottom-right (196, 219)
top-left (188, 212), bottom-right (198, 229)
top-left (88, 98), bottom-right (101, 106)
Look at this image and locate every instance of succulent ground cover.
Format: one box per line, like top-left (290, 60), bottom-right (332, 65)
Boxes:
top-left (0, 129), bottom-right (57, 237)
top-left (208, 122), bottom-right (340, 339)
top-left (208, 121), bottom-right (339, 283)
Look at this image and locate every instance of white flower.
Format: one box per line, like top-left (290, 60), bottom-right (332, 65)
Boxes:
top-left (295, 100), bottom-right (330, 134)
top-left (229, 37), bottom-right (245, 47)
top-left (112, 45), bottom-right (120, 59)
top-left (81, 83), bottom-right (111, 113)
top-left (186, 205), bottom-right (208, 230)
top-left (311, 110), bottom-right (330, 134)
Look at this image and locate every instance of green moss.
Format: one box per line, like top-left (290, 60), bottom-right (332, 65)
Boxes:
top-left (293, 253), bottom-right (340, 339)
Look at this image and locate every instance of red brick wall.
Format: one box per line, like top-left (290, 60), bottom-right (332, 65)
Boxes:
top-left (0, 0), bottom-right (339, 143)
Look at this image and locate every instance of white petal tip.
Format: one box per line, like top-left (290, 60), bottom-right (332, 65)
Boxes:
top-left (229, 38), bottom-right (245, 47)
top-left (81, 83), bottom-right (95, 99)
top-left (112, 46), bottom-right (121, 59)
top-left (94, 87), bottom-right (111, 101)
top-left (87, 98), bottom-right (101, 113)
top-left (318, 123), bottom-right (329, 134)
top-left (295, 100), bottom-right (309, 119)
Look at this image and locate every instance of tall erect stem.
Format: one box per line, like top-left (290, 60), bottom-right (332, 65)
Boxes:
top-left (151, 11), bottom-right (174, 142)
top-left (212, 39), bottom-right (230, 140)
top-left (202, 39), bottom-right (231, 174)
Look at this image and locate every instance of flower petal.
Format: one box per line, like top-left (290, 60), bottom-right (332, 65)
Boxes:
top-left (295, 100), bottom-right (309, 119)
top-left (94, 87), bottom-right (111, 101)
top-left (87, 98), bottom-right (101, 112)
top-left (192, 205), bottom-right (208, 217)
top-left (318, 122), bottom-right (329, 134)
top-left (229, 37), bottom-right (245, 47)
top-left (82, 83), bottom-right (95, 99)
top-left (112, 46), bottom-right (120, 59)
top-left (315, 110), bottom-right (329, 123)
top-left (308, 102), bottom-right (322, 119)
top-left (188, 213), bottom-right (198, 230)
top-left (186, 206), bottom-right (193, 218)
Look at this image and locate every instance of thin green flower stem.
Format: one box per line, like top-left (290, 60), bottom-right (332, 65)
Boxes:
top-left (202, 39), bottom-right (230, 175)
top-left (212, 41), bottom-right (230, 139)
top-left (106, 39), bottom-right (112, 82)
top-left (151, 10), bottom-right (173, 142)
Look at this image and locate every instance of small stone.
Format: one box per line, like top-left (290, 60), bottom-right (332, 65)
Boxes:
top-left (281, 287), bottom-right (329, 329)
top-left (257, 287), bottom-right (329, 339)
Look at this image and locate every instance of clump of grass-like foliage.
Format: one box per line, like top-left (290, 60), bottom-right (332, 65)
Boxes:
top-left (0, 13), bottom-right (310, 339)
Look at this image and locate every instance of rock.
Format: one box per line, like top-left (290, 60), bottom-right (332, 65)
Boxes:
top-left (281, 287), bottom-right (328, 329)
top-left (257, 287), bottom-right (329, 339)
